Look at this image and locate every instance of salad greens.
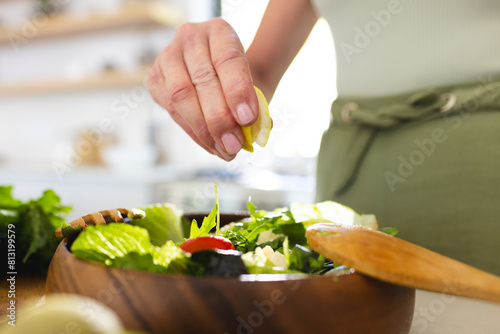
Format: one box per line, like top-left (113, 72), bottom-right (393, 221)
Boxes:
top-left (71, 223), bottom-right (151, 264)
top-left (71, 223), bottom-right (192, 274)
top-left (0, 185), bottom-right (72, 274)
top-left (188, 203), bottom-right (218, 239)
top-left (130, 203), bottom-right (184, 245)
top-left (69, 198), bottom-right (389, 277)
top-left (188, 183), bottom-right (220, 239)
top-left (222, 202), bottom-right (333, 274)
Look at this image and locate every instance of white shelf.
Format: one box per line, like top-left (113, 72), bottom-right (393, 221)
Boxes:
top-left (0, 69), bottom-right (149, 96)
top-left (0, 2), bottom-right (182, 44)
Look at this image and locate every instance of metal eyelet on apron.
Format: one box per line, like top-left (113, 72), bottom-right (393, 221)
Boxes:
top-left (440, 92), bottom-right (457, 112)
top-left (340, 102), bottom-right (358, 124)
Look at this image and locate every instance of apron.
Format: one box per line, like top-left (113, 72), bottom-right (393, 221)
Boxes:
top-left (316, 76), bottom-right (500, 275)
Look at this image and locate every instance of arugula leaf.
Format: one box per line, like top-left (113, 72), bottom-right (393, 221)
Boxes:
top-left (215, 183), bottom-right (220, 236)
top-left (277, 222), bottom-right (307, 246)
top-left (223, 229), bottom-right (249, 253)
top-left (247, 201), bottom-right (257, 215)
top-left (189, 203), bottom-right (218, 238)
top-left (288, 245), bottom-right (331, 274)
top-left (244, 215), bottom-right (280, 243)
top-left (189, 183), bottom-right (221, 239)
top-left (223, 204), bottom-right (308, 254)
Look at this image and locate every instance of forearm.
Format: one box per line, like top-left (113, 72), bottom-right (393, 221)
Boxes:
top-left (246, 0), bottom-right (319, 101)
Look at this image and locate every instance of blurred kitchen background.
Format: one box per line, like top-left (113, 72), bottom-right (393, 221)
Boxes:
top-left (0, 0), bottom-right (336, 220)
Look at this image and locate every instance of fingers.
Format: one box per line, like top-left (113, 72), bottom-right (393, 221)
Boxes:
top-left (181, 21), bottom-right (244, 156)
top-left (208, 19), bottom-right (259, 127)
top-left (149, 57), bottom-right (234, 161)
top-left (149, 44), bottom-right (213, 153)
top-left (149, 50), bottom-right (223, 159)
top-left (148, 18), bottom-right (257, 161)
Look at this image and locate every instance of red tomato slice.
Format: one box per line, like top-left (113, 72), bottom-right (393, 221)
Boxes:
top-left (179, 236), bottom-right (235, 253)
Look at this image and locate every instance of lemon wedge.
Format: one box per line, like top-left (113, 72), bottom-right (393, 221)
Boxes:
top-left (241, 86), bottom-right (273, 152)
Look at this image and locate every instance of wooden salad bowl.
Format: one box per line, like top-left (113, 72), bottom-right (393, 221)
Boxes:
top-left (46, 212), bottom-right (415, 334)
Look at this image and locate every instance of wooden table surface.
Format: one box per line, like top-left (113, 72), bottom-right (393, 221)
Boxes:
top-left (0, 274), bottom-right (46, 325)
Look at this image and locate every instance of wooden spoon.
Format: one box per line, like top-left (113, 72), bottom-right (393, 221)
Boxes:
top-left (306, 223), bottom-right (500, 303)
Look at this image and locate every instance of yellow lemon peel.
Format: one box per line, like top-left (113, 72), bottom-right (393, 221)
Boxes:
top-left (241, 86), bottom-right (273, 153)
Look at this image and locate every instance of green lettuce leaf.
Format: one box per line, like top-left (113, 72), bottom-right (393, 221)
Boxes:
top-left (290, 201), bottom-right (378, 229)
top-left (70, 224), bottom-right (192, 274)
top-left (71, 223), bottom-right (151, 265)
top-left (151, 241), bottom-right (192, 274)
top-left (131, 203), bottom-right (184, 245)
top-left (111, 252), bottom-right (169, 273)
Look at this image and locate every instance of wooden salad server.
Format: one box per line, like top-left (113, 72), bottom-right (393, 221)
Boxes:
top-left (306, 223), bottom-right (500, 304)
top-left (54, 208), bottom-right (145, 238)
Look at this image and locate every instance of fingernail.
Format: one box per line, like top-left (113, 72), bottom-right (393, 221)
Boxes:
top-left (221, 133), bottom-right (242, 155)
top-left (214, 143), bottom-right (233, 161)
top-left (237, 103), bottom-right (254, 124)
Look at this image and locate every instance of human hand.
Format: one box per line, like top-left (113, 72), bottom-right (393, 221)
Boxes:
top-left (148, 18), bottom-right (259, 161)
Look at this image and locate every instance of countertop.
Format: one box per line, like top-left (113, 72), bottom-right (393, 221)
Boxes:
top-left (0, 274), bottom-right (46, 324)
top-left (409, 290), bottom-right (500, 334)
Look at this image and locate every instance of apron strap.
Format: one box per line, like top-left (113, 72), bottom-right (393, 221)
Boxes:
top-left (322, 77), bottom-right (500, 197)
